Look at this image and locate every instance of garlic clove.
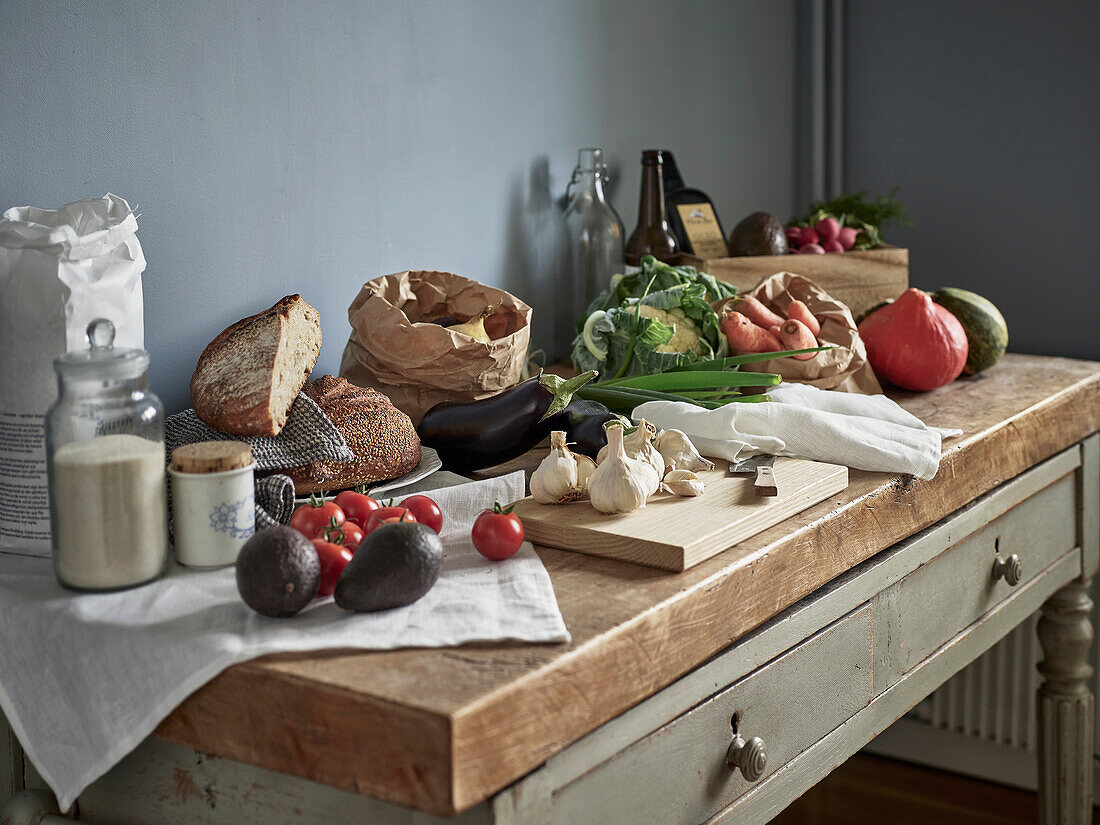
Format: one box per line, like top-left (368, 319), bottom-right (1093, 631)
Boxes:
top-left (654, 428), bottom-right (715, 473)
top-left (661, 469), bottom-right (705, 497)
top-left (576, 455), bottom-right (597, 487)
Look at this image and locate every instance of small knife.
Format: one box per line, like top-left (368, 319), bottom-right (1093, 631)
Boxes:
top-left (729, 454), bottom-right (778, 497)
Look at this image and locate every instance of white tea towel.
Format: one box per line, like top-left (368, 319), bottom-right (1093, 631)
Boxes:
top-left (0, 472), bottom-right (567, 812)
top-left (634, 383), bottom-right (961, 480)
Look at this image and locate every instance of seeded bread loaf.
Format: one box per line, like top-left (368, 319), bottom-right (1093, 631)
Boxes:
top-left (191, 295), bottom-right (321, 437)
top-left (281, 375), bottom-right (422, 494)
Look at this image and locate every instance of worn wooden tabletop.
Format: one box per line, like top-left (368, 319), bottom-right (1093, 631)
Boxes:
top-left (156, 354), bottom-right (1100, 817)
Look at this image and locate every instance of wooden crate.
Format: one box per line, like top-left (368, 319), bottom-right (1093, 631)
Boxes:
top-left (682, 246), bottom-right (908, 319)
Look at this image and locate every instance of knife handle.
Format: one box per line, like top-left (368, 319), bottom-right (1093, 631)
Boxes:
top-left (754, 465), bottom-right (778, 497)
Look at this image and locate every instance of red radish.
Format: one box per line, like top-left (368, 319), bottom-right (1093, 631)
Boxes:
top-left (721, 311), bottom-right (782, 353)
top-left (815, 217), bottom-right (840, 241)
top-left (785, 226), bottom-right (801, 245)
top-left (823, 238), bottom-right (844, 253)
top-left (799, 243), bottom-right (825, 254)
top-left (786, 299), bottom-right (821, 337)
top-left (779, 319), bottom-right (819, 359)
top-left (733, 294), bottom-right (786, 328)
top-left (797, 226), bottom-right (819, 247)
top-left (837, 226), bottom-right (858, 250)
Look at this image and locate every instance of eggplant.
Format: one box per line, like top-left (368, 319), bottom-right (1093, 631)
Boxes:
top-left (546, 399), bottom-right (621, 459)
top-left (417, 371), bottom-right (597, 473)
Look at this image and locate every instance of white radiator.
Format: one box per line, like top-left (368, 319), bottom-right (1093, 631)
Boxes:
top-left (867, 584), bottom-right (1099, 793)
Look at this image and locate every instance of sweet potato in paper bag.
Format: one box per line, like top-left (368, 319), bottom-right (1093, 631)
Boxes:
top-left (716, 272), bottom-right (881, 394)
top-left (340, 270), bottom-right (532, 423)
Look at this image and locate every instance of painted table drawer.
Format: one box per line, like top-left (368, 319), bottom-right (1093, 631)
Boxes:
top-left (552, 604), bottom-right (873, 825)
top-left (897, 469), bottom-right (1077, 673)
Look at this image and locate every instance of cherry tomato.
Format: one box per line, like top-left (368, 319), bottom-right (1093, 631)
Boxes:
top-left (365, 506), bottom-right (417, 536)
top-left (314, 516), bottom-right (364, 550)
top-left (311, 537), bottom-right (353, 597)
top-left (290, 493), bottom-right (344, 539)
top-left (399, 494), bottom-right (443, 534)
top-left (471, 502), bottom-right (524, 561)
top-left (332, 489), bottom-right (381, 528)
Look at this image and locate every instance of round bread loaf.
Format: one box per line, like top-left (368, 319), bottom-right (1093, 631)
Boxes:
top-left (280, 375), bottom-right (421, 494)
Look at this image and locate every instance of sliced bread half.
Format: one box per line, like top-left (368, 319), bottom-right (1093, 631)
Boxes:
top-left (191, 294), bottom-right (321, 436)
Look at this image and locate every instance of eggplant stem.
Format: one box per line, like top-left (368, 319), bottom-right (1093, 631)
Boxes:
top-left (538, 370), bottom-right (598, 421)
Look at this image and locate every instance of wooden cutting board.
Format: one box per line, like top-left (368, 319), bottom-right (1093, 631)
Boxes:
top-left (513, 458), bottom-right (849, 571)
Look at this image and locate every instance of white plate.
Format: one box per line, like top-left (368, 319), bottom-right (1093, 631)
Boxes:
top-left (366, 446), bottom-right (442, 496)
top-left (293, 447), bottom-right (443, 502)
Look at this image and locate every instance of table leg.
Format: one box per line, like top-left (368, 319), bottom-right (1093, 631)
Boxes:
top-left (1038, 578), bottom-right (1094, 824)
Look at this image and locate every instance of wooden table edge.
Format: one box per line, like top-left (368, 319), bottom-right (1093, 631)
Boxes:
top-left (154, 360), bottom-right (1100, 817)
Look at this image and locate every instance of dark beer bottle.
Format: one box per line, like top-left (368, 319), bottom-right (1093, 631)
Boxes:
top-left (624, 150), bottom-right (679, 266)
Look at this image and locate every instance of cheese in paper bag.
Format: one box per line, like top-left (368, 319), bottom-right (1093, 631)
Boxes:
top-left (716, 272), bottom-right (881, 394)
top-left (340, 270), bottom-right (532, 423)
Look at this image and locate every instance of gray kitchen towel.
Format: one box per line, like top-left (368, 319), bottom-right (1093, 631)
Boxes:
top-left (254, 474), bottom-right (296, 528)
top-left (165, 392), bottom-right (354, 471)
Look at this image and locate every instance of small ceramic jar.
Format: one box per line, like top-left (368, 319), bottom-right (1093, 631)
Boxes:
top-left (170, 442), bottom-right (255, 568)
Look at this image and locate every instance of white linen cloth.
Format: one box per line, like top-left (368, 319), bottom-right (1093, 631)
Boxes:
top-left (0, 472), bottom-right (567, 812)
top-left (634, 383), bottom-right (961, 480)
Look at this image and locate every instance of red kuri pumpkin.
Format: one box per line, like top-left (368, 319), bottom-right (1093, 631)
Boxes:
top-left (857, 288), bottom-right (968, 391)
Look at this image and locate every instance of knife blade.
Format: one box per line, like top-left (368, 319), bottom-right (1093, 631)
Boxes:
top-left (729, 454), bottom-right (778, 497)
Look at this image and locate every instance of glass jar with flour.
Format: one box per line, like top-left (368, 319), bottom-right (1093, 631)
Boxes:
top-left (45, 319), bottom-right (168, 590)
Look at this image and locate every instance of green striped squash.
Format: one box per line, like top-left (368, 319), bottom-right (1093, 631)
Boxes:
top-left (932, 288), bottom-right (1008, 375)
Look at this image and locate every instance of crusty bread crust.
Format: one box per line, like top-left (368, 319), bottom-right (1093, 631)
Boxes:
top-left (280, 375), bottom-right (422, 494)
top-left (190, 295), bottom-right (320, 436)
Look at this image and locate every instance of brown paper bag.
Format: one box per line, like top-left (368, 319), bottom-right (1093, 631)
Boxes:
top-left (340, 270), bottom-right (532, 423)
top-left (717, 272), bottom-right (881, 394)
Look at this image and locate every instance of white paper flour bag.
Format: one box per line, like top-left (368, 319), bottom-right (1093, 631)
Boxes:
top-left (0, 194), bottom-right (146, 556)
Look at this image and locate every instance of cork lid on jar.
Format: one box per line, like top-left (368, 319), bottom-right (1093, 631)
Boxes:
top-left (171, 441), bottom-right (253, 474)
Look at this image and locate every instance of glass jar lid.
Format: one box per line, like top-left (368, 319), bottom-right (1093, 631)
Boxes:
top-left (54, 318), bottom-right (149, 379)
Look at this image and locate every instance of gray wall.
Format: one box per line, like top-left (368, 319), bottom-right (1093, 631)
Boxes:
top-left (844, 0), bottom-right (1100, 361)
top-left (0, 0), bottom-right (799, 412)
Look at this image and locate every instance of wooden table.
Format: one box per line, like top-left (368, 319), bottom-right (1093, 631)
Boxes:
top-left (5, 354), bottom-right (1100, 825)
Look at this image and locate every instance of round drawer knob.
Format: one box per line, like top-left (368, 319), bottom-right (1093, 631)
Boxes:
top-left (726, 734), bottom-right (767, 782)
top-left (993, 553), bottom-right (1023, 586)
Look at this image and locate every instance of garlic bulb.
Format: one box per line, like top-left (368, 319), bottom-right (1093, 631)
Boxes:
top-left (654, 429), bottom-right (715, 473)
top-left (661, 469), bottom-right (705, 497)
top-left (598, 419), bottom-right (664, 493)
top-left (531, 431), bottom-right (592, 504)
top-left (589, 423), bottom-right (659, 514)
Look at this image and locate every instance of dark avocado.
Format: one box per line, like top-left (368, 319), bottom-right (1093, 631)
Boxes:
top-left (236, 526), bottom-right (321, 617)
top-left (334, 522), bottom-right (443, 612)
top-left (728, 211), bottom-right (788, 257)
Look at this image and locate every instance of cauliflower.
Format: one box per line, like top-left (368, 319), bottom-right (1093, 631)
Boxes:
top-left (637, 304), bottom-right (705, 354)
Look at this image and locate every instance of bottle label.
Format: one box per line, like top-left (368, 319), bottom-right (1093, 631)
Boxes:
top-left (676, 203), bottom-right (728, 259)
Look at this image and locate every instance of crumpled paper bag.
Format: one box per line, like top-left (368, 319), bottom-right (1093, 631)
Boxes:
top-left (716, 272), bottom-right (881, 394)
top-left (340, 270), bottom-right (532, 423)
